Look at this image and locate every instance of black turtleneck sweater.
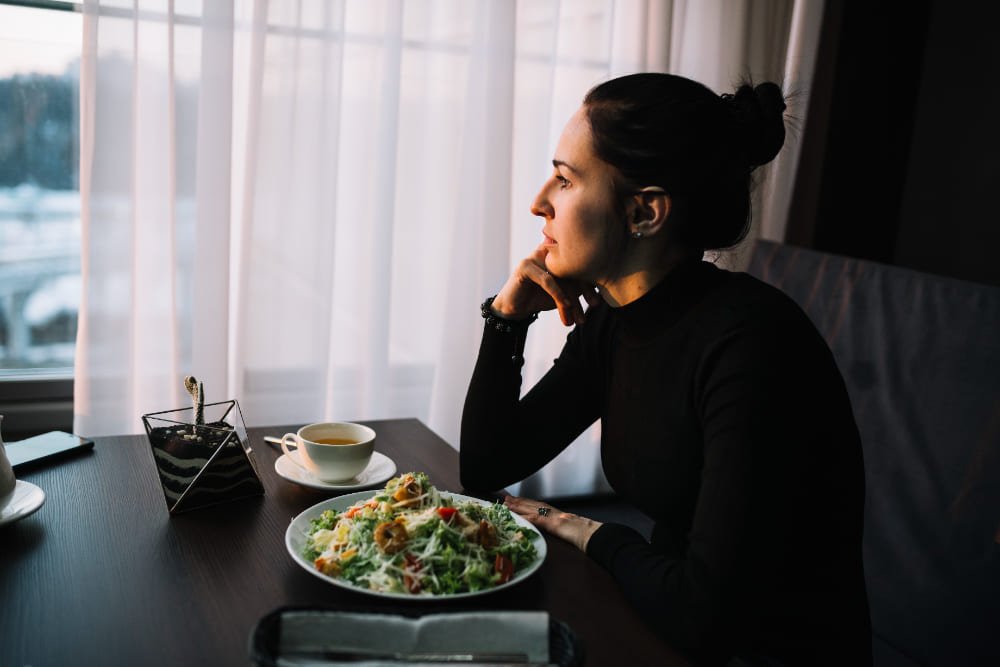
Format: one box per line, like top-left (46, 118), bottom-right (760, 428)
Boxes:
top-left (460, 260), bottom-right (872, 666)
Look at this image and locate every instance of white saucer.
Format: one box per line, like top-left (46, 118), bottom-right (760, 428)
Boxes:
top-left (0, 479), bottom-right (46, 526)
top-left (274, 450), bottom-right (397, 492)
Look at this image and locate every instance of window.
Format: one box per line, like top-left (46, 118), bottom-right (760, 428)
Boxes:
top-left (0, 0), bottom-right (81, 437)
top-left (0, 0), bottom-right (620, 442)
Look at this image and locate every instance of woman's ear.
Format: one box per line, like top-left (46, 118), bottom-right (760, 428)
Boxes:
top-left (630, 186), bottom-right (671, 238)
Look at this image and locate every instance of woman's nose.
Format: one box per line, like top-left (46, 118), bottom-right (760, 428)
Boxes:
top-left (530, 185), bottom-right (553, 218)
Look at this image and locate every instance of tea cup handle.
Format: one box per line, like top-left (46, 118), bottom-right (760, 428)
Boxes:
top-left (280, 433), bottom-right (303, 465)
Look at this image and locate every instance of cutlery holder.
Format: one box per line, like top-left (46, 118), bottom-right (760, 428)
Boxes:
top-left (142, 399), bottom-right (264, 514)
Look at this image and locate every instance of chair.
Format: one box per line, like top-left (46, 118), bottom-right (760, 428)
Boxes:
top-left (746, 240), bottom-right (1000, 667)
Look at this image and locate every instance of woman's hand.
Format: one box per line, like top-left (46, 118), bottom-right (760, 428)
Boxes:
top-left (490, 245), bottom-right (600, 326)
top-left (504, 494), bottom-right (602, 552)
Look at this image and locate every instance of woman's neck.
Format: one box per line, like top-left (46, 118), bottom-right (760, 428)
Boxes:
top-left (598, 248), bottom-right (701, 307)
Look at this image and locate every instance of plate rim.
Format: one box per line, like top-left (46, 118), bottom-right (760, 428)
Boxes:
top-left (284, 488), bottom-right (547, 600)
top-left (274, 451), bottom-right (397, 491)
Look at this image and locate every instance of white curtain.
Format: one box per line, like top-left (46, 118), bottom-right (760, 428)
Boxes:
top-left (75, 0), bottom-right (823, 497)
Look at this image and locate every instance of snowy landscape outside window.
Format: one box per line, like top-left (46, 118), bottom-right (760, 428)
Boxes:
top-left (0, 1), bottom-right (81, 377)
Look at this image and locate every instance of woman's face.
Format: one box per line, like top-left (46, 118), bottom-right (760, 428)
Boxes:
top-left (531, 106), bottom-right (625, 284)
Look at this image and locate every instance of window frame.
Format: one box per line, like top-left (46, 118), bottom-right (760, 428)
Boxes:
top-left (0, 377), bottom-right (73, 439)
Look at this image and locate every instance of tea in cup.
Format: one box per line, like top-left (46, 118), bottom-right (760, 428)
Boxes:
top-left (280, 422), bottom-right (375, 482)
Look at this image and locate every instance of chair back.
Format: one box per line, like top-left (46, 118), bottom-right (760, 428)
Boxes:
top-left (746, 240), bottom-right (1000, 666)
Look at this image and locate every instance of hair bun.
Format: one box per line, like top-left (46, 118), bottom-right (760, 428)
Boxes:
top-left (724, 81), bottom-right (787, 169)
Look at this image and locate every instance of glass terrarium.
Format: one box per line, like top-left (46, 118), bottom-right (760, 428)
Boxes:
top-left (142, 400), bottom-right (264, 514)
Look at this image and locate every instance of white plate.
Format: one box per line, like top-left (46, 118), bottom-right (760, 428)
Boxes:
top-left (0, 479), bottom-right (46, 526)
top-left (275, 450), bottom-right (397, 492)
top-left (285, 490), bottom-right (547, 600)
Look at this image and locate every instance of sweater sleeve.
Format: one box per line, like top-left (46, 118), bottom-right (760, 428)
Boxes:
top-left (459, 311), bottom-right (606, 493)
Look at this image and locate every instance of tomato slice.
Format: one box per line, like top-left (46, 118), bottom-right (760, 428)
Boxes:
top-left (436, 507), bottom-right (458, 523)
top-left (494, 554), bottom-right (514, 584)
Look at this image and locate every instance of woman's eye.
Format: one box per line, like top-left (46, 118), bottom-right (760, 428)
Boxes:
top-left (555, 175), bottom-right (570, 189)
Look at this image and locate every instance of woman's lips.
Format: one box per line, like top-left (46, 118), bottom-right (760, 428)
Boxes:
top-left (542, 231), bottom-right (556, 245)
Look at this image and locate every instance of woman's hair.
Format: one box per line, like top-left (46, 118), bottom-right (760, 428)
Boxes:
top-left (583, 72), bottom-right (787, 251)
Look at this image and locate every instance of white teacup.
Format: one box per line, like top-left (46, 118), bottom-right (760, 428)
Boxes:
top-left (0, 415), bottom-right (16, 504)
top-left (280, 422), bottom-right (375, 482)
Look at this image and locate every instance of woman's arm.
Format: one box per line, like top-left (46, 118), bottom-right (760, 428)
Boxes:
top-left (459, 304), bottom-right (607, 492)
top-left (460, 244), bottom-right (602, 492)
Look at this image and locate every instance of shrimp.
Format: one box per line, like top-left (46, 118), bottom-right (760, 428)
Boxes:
top-left (373, 518), bottom-right (409, 554)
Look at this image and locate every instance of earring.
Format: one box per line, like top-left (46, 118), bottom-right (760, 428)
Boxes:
top-left (632, 231), bottom-right (643, 239)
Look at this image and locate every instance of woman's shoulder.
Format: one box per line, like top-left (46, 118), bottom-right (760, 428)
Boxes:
top-left (567, 261), bottom-right (821, 349)
top-left (696, 261), bottom-right (823, 338)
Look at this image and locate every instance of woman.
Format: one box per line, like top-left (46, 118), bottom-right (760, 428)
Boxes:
top-left (460, 73), bottom-right (872, 666)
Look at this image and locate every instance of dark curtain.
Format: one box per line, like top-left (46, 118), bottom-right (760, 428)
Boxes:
top-left (785, 2), bottom-right (1000, 287)
top-left (785, 1), bottom-right (931, 264)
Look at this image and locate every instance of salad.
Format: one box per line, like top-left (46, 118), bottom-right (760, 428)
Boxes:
top-left (301, 472), bottom-right (540, 595)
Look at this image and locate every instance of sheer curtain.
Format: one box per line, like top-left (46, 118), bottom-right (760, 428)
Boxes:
top-left (75, 0), bottom-right (821, 497)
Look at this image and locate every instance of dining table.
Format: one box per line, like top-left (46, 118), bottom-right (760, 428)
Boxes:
top-left (0, 418), bottom-right (688, 667)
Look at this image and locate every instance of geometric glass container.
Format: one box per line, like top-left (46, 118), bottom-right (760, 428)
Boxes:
top-left (142, 399), bottom-right (265, 514)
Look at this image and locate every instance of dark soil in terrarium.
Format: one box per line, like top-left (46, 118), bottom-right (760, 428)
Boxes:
top-left (147, 421), bottom-right (263, 512)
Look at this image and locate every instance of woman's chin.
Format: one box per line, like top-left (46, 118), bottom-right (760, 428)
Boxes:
top-left (545, 262), bottom-right (583, 283)
top-left (543, 255), bottom-right (567, 277)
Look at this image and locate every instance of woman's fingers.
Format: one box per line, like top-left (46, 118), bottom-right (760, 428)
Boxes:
top-left (530, 247), bottom-right (599, 322)
top-left (505, 254), bottom-right (576, 326)
top-left (524, 246), bottom-right (582, 325)
top-left (531, 266), bottom-right (582, 326)
top-left (492, 261), bottom-right (553, 319)
top-left (503, 494), bottom-right (558, 525)
top-left (493, 246), bottom-right (601, 326)
top-left (503, 494), bottom-right (602, 552)
top-left (535, 255), bottom-right (590, 325)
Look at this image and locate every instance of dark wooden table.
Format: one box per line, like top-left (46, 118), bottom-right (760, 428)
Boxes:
top-left (0, 418), bottom-right (686, 667)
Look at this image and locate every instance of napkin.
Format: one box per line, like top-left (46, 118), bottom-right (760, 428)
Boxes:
top-left (273, 610), bottom-right (550, 665)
